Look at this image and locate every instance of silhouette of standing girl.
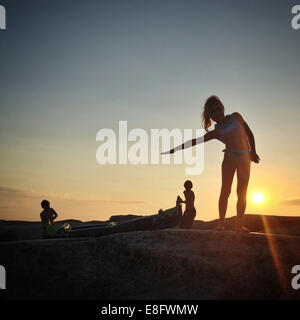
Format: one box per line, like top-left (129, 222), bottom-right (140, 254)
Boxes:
top-left (162, 95), bottom-right (260, 232)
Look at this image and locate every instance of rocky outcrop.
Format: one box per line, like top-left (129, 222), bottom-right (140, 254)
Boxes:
top-left (1, 214), bottom-right (300, 242)
top-left (0, 229), bottom-right (299, 300)
top-left (194, 214), bottom-right (300, 236)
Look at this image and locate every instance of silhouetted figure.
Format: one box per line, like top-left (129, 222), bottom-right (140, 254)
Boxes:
top-left (162, 95), bottom-right (260, 232)
top-left (179, 180), bottom-right (196, 229)
top-left (40, 200), bottom-right (58, 239)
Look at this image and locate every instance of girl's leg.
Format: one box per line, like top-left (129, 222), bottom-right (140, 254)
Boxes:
top-left (218, 154), bottom-right (236, 229)
top-left (187, 209), bottom-right (196, 229)
top-left (236, 156), bottom-right (251, 231)
top-left (180, 212), bottom-right (186, 229)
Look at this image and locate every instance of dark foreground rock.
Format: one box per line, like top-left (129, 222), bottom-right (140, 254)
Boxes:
top-left (0, 229), bottom-right (299, 300)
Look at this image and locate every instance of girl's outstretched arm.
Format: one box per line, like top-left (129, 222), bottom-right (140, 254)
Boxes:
top-left (232, 112), bottom-right (260, 163)
top-left (161, 130), bottom-right (218, 154)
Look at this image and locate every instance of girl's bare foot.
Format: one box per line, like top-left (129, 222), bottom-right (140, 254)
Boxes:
top-left (235, 226), bottom-right (250, 233)
top-left (216, 225), bottom-right (225, 231)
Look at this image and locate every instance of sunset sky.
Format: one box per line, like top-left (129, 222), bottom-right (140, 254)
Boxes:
top-left (0, 0), bottom-right (299, 221)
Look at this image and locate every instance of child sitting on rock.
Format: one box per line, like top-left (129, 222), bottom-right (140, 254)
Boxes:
top-left (178, 180), bottom-right (196, 229)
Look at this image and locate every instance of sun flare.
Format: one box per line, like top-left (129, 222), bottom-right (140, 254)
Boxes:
top-left (252, 192), bottom-right (265, 203)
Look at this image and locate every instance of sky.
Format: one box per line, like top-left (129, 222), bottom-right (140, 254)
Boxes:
top-left (0, 0), bottom-right (299, 221)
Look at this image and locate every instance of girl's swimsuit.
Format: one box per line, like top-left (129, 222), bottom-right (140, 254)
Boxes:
top-left (215, 114), bottom-right (251, 171)
top-left (215, 114), bottom-right (251, 155)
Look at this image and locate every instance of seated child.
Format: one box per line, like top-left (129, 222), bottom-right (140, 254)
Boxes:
top-left (40, 200), bottom-right (58, 239)
top-left (179, 180), bottom-right (196, 229)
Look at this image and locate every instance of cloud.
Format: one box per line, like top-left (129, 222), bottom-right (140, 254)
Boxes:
top-left (0, 186), bottom-right (146, 205)
top-left (0, 186), bottom-right (40, 199)
top-left (278, 198), bottom-right (300, 206)
top-left (0, 185), bottom-right (148, 221)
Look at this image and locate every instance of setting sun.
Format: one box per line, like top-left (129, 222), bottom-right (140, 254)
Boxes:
top-left (253, 193), bottom-right (265, 203)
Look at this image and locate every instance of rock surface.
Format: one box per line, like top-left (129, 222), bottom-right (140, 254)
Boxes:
top-left (1, 229), bottom-right (300, 300)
